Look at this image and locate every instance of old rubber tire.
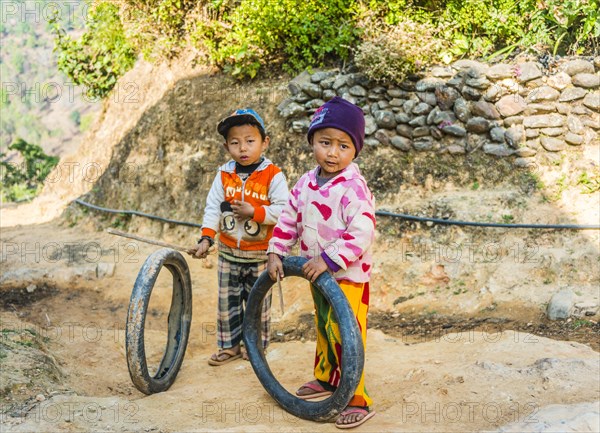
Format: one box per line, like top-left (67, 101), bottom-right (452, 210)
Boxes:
top-left (243, 256), bottom-right (364, 421)
top-left (126, 248), bottom-right (192, 394)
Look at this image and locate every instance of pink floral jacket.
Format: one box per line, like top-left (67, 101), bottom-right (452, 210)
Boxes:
top-left (268, 163), bottom-right (375, 282)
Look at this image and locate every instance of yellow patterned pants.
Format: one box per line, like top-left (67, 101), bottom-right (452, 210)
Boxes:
top-left (310, 280), bottom-right (372, 408)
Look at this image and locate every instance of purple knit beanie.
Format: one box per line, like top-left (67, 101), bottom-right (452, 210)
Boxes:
top-left (307, 96), bottom-right (365, 156)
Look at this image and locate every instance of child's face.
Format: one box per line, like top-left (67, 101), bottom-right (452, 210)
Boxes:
top-left (224, 124), bottom-right (269, 166)
top-left (311, 128), bottom-right (355, 178)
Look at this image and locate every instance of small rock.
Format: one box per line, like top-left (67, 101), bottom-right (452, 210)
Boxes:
top-left (540, 136), bottom-right (566, 152)
top-left (489, 126), bottom-right (506, 142)
top-left (322, 89), bottom-right (337, 101)
top-left (396, 124), bottom-right (413, 138)
top-left (26, 284), bottom-right (36, 293)
top-left (417, 92), bottom-right (437, 106)
top-left (483, 144), bottom-right (513, 156)
top-left (559, 59), bottom-right (595, 76)
top-left (288, 71), bottom-right (311, 95)
top-left (441, 124), bottom-right (467, 137)
top-left (409, 115), bottom-right (427, 127)
top-left (431, 66), bottom-right (454, 78)
top-left (527, 86), bottom-right (560, 102)
top-left (523, 114), bottom-right (565, 128)
top-left (390, 136), bottom-right (412, 151)
top-left (364, 115), bottom-right (377, 135)
top-left (454, 98), bottom-right (471, 122)
top-left (415, 77), bottom-right (445, 92)
top-left (567, 115), bottom-right (585, 134)
top-left (413, 126), bottom-right (430, 137)
top-left (319, 77), bottom-right (335, 89)
top-left (496, 94), bottom-right (527, 117)
top-left (466, 117), bottom-right (491, 133)
top-left (547, 289), bottom-right (574, 320)
top-left (465, 77), bottom-right (491, 89)
top-left (413, 102), bottom-right (432, 116)
top-left (472, 100), bottom-right (501, 119)
top-left (374, 111), bottom-right (396, 128)
top-left (310, 71), bottom-right (332, 83)
top-left (413, 137), bottom-right (434, 151)
top-left (515, 147), bottom-right (537, 157)
top-left (486, 63), bottom-right (513, 80)
top-left (301, 83), bottom-right (322, 99)
top-left (583, 91), bottom-right (600, 111)
top-left (280, 102), bottom-right (305, 119)
top-left (403, 99), bottom-right (417, 114)
top-left (291, 119), bottom-right (310, 133)
top-left (565, 132), bottom-right (584, 145)
top-left (517, 62), bottom-right (542, 82)
top-left (513, 157), bottom-right (536, 167)
top-left (505, 125), bottom-right (525, 148)
top-left (349, 85), bottom-right (367, 97)
top-left (435, 86), bottom-right (460, 110)
top-left (305, 99), bottom-right (325, 109)
top-left (395, 113), bottom-right (411, 124)
top-left (36, 394), bottom-right (45, 402)
top-left (559, 87), bottom-right (588, 102)
top-left (387, 88), bottom-right (406, 98)
top-left (453, 60), bottom-right (489, 74)
top-left (546, 72), bottom-right (572, 90)
top-left (504, 116), bottom-right (524, 127)
top-left (332, 75), bottom-right (350, 91)
top-left (374, 129), bottom-right (393, 146)
top-left (572, 73), bottom-right (600, 88)
top-left (525, 103), bottom-right (557, 115)
top-left (526, 128), bottom-right (540, 138)
top-left (462, 86), bottom-right (482, 101)
top-left (540, 127), bottom-right (564, 137)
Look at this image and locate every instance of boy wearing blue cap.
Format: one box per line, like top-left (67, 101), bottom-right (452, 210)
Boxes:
top-left (187, 108), bottom-right (289, 365)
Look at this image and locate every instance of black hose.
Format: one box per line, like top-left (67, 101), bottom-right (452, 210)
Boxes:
top-left (75, 198), bottom-right (202, 228)
top-left (74, 198), bottom-right (600, 230)
top-left (243, 256), bottom-right (364, 421)
top-left (375, 210), bottom-right (600, 230)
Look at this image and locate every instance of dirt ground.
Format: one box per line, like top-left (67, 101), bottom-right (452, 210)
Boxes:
top-left (1, 221), bottom-right (599, 433)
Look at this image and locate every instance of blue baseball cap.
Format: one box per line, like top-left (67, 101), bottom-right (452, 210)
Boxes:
top-left (217, 108), bottom-right (266, 139)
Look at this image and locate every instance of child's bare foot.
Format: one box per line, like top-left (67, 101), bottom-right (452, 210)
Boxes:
top-left (335, 406), bottom-right (375, 429)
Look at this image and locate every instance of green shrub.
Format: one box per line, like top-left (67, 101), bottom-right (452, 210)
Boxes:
top-left (355, 14), bottom-right (447, 83)
top-left (119, 0), bottom-right (200, 60)
top-left (51, 2), bottom-right (136, 99)
top-left (0, 138), bottom-right (59, 202)
top-left (205, 0), bottom-right (360, 78)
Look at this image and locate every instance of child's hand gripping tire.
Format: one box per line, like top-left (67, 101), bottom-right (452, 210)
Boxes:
top-left (126, 248), bottom-right (192, 394)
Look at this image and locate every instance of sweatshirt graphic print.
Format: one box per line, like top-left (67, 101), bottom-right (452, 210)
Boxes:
top-left (268, 163), bottom-right (375, 282)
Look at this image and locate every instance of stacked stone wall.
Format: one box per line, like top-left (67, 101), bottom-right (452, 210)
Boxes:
top-left (278, 59), bottom-right (599, 167)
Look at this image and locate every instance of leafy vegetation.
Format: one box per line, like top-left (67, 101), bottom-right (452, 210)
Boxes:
top-left (1, 139), bottom-right (59, 202)
top-left (50, 2), bottom-right (136, 99)
top-left (42, 0), bottom-right (600, 88)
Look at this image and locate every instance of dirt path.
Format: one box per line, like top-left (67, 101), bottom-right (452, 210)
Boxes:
top-left (1, 222), bottom-right (599, 432)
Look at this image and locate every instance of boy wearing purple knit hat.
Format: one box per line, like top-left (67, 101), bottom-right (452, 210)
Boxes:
top-left (267, 96), bottom-right (376, 429)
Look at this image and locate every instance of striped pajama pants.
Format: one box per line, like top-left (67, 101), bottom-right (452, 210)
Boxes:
top-left (217, 254), bottom-right (272, 349)
top-left (311, 280), bottom-right (372, 408)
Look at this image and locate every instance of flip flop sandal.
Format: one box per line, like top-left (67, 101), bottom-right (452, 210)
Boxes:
top-left (295, 380), bottom-right (334, 400)
top-left (335, 407), bottom-right (376, 429)
top-left (208, 348), bottom-right (242, 366)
